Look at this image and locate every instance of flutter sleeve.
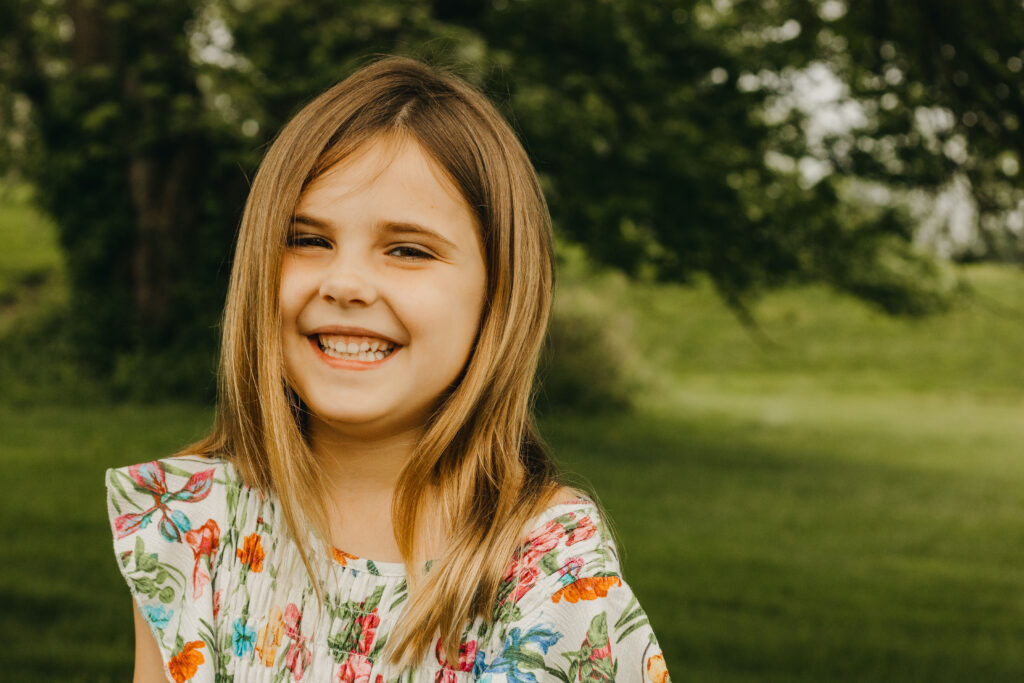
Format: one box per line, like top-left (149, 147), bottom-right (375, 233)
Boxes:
top-left (478, 504), bottom-right (672, 683)
top-left (105, 456), bottom-right (227, 682)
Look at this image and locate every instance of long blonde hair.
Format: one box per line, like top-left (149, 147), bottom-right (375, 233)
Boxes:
top-left (190, 56), bottom-right (560, 663)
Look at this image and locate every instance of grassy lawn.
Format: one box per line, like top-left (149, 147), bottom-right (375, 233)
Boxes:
top-left (3, 194), bottom-right (1024, 680)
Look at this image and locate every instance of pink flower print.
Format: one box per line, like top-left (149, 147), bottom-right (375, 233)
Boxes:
top-left (336, 654), bottom-right (372, 683)
top-left (500, 519), bottom-right (567, 601)
top-left (435, 638), bottom-right (478, 682)
top-left (566, 515), bottom-right (597, 546)
top-left (184, 519), bottom-right (220, 599)
top-left (557, 557), bottom-right (585, 587)
top-left (507, 560), bottom-right (541, 603)
top-left (283, 603), bottom-right (311, 681)
top-left (522, 520), bottom-right (565, 563)
top-left (355, 610), bottom-right (380, 655)
top-left (114, 462), bottom-right (215, 542)
top-left (213, 590), bottom-right (222, 620)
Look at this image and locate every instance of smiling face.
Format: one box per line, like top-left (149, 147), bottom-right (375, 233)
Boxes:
top-left (279, 135), bottom-right (487, 443)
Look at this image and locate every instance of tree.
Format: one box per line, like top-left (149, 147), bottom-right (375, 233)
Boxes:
top-left (824, 0), bottom-right (1024, 260)
top-left (6, 0), bottom-right (1016, 397)
top-left (1, 0), bottom-right (248, 392)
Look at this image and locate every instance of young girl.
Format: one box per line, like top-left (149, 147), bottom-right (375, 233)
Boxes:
top-left (106, 56), bottom-right (671, 683)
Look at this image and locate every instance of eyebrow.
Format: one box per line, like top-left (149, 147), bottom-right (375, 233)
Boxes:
top-left (291, 214), bottom-right (459, 251)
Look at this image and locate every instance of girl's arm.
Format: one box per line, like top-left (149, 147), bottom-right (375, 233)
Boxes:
top-left (132, 600), bottom-right (170, 683)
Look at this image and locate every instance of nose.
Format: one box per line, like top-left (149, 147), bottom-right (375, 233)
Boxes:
top-left (318, 254), bottom-right (379, 307)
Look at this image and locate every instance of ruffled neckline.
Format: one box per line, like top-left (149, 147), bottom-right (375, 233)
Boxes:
top-left (325, 498), bottom-right (598, 577)
top-left (200, 454), bottom-right (597, 577)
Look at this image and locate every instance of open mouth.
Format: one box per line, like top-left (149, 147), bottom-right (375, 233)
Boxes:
top-left (313, 334), bottom-right (398, 362)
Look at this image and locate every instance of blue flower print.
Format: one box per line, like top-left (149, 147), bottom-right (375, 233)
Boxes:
top-left (233, 618), bottom-right (257, 656)
top-left (142, 604), bottom-right (173, 630)
top-left (477, 624), bottom-right (563, 683)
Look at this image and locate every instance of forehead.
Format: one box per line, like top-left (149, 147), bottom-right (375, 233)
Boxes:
top-left (296, 134), bottom-right (472, 223)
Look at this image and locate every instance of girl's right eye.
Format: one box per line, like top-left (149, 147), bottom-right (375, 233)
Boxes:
top-left (287, 233), bottom-right (331, 249)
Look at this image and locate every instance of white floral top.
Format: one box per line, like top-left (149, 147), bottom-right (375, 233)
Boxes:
top-left (105, 456), bottom-right (671, 683)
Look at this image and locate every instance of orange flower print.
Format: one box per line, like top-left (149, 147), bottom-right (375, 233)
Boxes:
top-left (332, 548), bottom-right (358, 566)
top-left (237, 533), bottom-right (265, 572)
top-left (255, 606), bottom-right (284, 667)
top-left (167, 640), bottom-right (205, 683)
top-left (551, 575), bottom-right (622, 603)
top-left (646, 653), bottom-right (670, 683)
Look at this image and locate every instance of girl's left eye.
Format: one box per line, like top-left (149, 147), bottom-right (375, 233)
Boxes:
top-left (287, 233), bottom-right (331, 249)
top-left (387, 245), bottom-right (434, 260)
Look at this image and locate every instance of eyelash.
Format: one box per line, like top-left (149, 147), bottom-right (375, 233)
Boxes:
top-left (387, 245), bottom-right (434, 260)
top-left (287, 233), bottom-right (331, 249)
top-left (287, 234), bottom-right (434, 261)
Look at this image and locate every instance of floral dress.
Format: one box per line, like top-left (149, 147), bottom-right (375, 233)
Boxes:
top-left (105, 456), bottom-right (672, 683)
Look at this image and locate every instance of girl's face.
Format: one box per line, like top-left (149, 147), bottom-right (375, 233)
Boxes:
top-left (279, 135), bottom-right (487, 442)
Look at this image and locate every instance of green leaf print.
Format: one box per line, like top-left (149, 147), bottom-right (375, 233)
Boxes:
top-left (368, 633), bottom-right (388, 660)
top-left (158, 586), bottom-right (175, 604)
top-left (552, 513), bottom-right (576, 526)
top-left (559, 614), bottom-right (616, 683)
top-left (133, 577), bottom-right (157, 597)
top-left (363, 585), bottom-right (385, 613)
top-left (539, 550), bottom-right (561, 575)
top-left (613, 597), bottom-right (639, 629)
top-left (109, 473), bottom-right (140, 512)
top-left (327, 624), bottom-right (356, 661)
top-left (508, 649), bottom-right (547, 670)
top-left (389, 591), bottom-right (407, 611)
top-left (586, 613), bottom-right (609, 648)
top-left (225, 481), bottom-right (238, 516)
top-left (366, 559), bottom-right (381, 576)
top-left (137, 551), bottom-right (159, 573)
top-left (502, 602), bottom-right (523, 624)
top-left (613, 596), bottom-right (651, 644)
top-left (616, 618), bottom-right (651, 644)
top-left (161, 462), bottom-right (195, 479)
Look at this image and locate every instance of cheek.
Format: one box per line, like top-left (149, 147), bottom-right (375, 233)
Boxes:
top-left (278, 262), bottom-right (314, 328)
top-left (398, 276), bottom-right (484, 365)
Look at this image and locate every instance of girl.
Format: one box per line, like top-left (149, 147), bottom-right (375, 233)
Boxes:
top-left (106, 56), bottom-right (671, 683)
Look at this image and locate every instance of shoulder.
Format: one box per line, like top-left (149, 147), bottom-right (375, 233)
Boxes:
top-left (482, 500), bottom-right (672, 682)
top-left (497, 496), bottom-right (620, 611)
top-left (104, 456), bottom-right (260, 678)
top-left (105, 455), bottom-right (244, 542)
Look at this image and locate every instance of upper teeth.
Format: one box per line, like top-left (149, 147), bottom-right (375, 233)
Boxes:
top-left (317, 334), bottom-right (395, 361)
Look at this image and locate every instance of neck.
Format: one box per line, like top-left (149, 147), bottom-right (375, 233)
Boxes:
top-left (307, 419), bottom-right (432, 563)
top-left (309, 418), bottom-right (423, 496)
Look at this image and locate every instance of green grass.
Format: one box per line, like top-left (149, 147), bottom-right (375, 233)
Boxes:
top-left (3, 194), bottom-right (1024, 680)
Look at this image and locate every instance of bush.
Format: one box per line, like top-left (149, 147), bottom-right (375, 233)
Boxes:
top-left (534, 253), bottom-right (641, 415)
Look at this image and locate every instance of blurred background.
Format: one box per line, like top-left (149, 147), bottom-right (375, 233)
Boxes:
top-left (2, 0), bottom-right (1023, 680)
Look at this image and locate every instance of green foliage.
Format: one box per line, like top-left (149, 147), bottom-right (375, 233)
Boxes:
top-left (765, 0), bottom-right (1024, 261)
top-left (536, 308), bottom-right (635, 415)
top-left (4, 0), bottom-right (1021, 396)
